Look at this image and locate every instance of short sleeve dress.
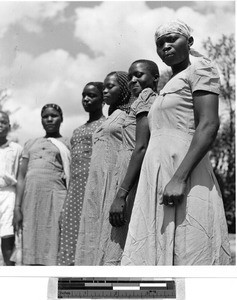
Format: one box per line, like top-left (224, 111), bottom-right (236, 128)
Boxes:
top-left (58, 116), bottom-right (105, 266)
top-left (74, 109), bottom-right (128, 265)
top-left (21, 137), bottom-right (70, 265)
top-left (121, 56), bottom-right (231, 266)
top-left (102, 88), bottom-right (157, 265)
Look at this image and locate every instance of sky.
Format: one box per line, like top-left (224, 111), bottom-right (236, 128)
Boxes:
top-left (0, 0), bottom-right (235, 145)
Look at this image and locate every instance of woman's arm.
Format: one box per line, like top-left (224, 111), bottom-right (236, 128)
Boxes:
top-left (109, 112), bottom-right (150, 227)
top-left (162, 91), bottom-right (220, 206)
top-left (13, 157), bottom-right (29, 235)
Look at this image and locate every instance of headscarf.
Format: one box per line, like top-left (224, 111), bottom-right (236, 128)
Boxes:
top-left (154, 20), bottom-right (203, 58)
top-left (107, 71), bottom-right (132, 116)
top-left (155, 20), bottom-right (192, 42)
top-left (86, 82), bottom-right (104, 98)
top-left (41, 103), bottom-right (63, 120)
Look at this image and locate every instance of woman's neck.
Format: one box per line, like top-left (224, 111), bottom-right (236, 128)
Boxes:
top-left (45, 132), bottom-right (62, 138)
top-left (88, 110), bottom-right (103, 123)
top-left (171, 56), bottom-right (190, 76)
top-left (0, 136), bottom-right (8, 146)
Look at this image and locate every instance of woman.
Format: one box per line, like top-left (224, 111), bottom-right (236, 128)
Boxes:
top-left (74, 71), bottom-right (132, 265)
top-left (106, 59), bottom-right (159, 265)
top-left (58, 82), bottom-right (105, 266)
top-left (121, 20), bottom-right (231, 265)
top-left (13, 104), bottom-right (70, 265)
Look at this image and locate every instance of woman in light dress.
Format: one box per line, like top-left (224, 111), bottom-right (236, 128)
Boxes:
top-left (74, 71), bottom-right (132, 265)
top-left (121, 21), bottom-right (231, 265)
top-left (107, 59), bottom-right (159, 265)
top-left (14, 104), bottom-right (70, 265)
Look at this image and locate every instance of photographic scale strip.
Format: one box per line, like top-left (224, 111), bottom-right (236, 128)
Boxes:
top-left (48, 277), bottom-right (185, 300)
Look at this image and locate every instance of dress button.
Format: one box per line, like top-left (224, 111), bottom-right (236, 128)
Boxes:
top-left (42, 147), bottom-right (45, 150)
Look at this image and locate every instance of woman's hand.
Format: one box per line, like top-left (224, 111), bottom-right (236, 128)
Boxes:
top-left (58, 209), bottom-right (65, 229)
top-left (13, 207), bottom-right (23, 236)
top-left (162, 177), bottom-right (187, 207)
top-left (109, 189), bottom-right (128, 227)
top-left (14, 157), bottom-right (28, 236)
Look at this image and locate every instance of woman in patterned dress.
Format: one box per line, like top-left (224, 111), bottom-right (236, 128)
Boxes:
top-left (13, 104), bottom-right (70, 265)
top-left (58, 82), bottom-right (105, 265)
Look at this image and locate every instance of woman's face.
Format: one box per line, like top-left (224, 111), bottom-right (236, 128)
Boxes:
top-left (156, 33), bottom-right (190, 67)
top-left (41, 107), bottom-right (62, 134)
top-left (0, 113), bottom-right (10, 138)
top-left (82, 84), bottom-right (103, 113)
top-left (128, 62), bottom-right (157, 97)
top-left (103, 74), bottom-right (121, 106)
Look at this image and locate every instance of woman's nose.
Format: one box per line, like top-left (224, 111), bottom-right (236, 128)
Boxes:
top-left (163, 43), bottom-right (171, 52)
top-left (83, 96), bottom-right (89, 101)
top-left (131, 76), bottom-right (137, 82)
top-left (47, 116), bottom-right (53, 122)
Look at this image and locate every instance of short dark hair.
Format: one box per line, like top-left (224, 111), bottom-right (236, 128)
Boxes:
top-left (85, 82), bottom-right (104, 98)
top-left (131, 59), bottom-right (159, 77)
top-left (41, 103), bottom-right (63, 120)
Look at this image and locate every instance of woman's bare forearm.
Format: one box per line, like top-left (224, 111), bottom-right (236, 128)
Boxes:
top-left (173, 120), bottom-right (219, 182)
top-left (15, 158), bottom-right (28, 208)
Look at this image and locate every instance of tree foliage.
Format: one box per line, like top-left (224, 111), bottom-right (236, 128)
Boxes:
top-left (203, 34), bottom-right (235, 233)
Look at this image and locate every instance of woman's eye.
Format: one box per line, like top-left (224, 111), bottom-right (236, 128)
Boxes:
top-left (169, 37), bottom-right (176, 42)
top-left (128, 72), bottom-right (142, 80)
top-left (136, 72), bottom-right (143, 78)
top-left (156, 41), bottom-right (164, 48)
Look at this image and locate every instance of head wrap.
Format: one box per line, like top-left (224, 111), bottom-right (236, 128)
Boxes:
top-left (107, 71), bottom-right (132, 116)
top-left (86, 82), bottom-right (104, 98)
top-left (155, 20), bottom-right (203, 58)
top-left (41, 103), bottom-right (63, 120)
top-left (155, 20), bottom-right (192, 42)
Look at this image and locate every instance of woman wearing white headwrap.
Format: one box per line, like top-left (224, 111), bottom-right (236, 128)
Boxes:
top-left (121, 20), bottom-right (231, 265)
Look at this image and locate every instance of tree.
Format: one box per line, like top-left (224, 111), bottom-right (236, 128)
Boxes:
top-left (203, 34), bottom-right (235, 233)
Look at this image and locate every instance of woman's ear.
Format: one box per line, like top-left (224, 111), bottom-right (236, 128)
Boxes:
top-left (153, 74), bottom-right (160, 87)
top-left (188, 36), bottom-right (194, 48)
